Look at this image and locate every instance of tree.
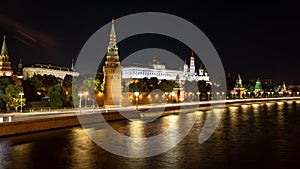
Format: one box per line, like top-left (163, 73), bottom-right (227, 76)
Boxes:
top-left (23, 75), bottom-right (43, 101)
top-left (48, 85), bottom-right (66, 107)
top-left (4, 84), bottom-right (24, 110)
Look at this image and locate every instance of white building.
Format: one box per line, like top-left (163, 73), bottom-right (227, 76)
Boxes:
top-left (23, 63), bottom-right (79, 80)
top-left (122, 53), bottom-right (210, 82)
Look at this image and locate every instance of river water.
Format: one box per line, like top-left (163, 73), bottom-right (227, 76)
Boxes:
top-left (0, 100), bottom-right (300, 169)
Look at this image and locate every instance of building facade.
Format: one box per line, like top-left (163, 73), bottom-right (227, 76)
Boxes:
top-left (22, 63), bottom-right (79, 80)
top-left (122, 52), bottom-right (210, 82)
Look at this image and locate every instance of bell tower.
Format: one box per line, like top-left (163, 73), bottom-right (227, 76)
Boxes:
top-left (103, 19), bottom-right (122, 107)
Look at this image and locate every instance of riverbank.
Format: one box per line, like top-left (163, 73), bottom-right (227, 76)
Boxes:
top-left (1, 97), bottom-right (300, 137)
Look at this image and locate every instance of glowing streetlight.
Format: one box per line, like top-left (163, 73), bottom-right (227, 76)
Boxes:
top-left (19, 92), bottom-right (24, 112)
top-left (207, 92), bottom-right (211, 100)
top-left (247, 92), bottom-right (251, 98)
top-left (171, 91), bottom-right (175, 103)
top-left (78, 93), bottom-right (83, 108)
top-left (84, 91), bottom-right (89, 108)
top-left (260, 91), bottom-right (264, 98)
top-left (134, 92), bottom-right (139, 110)
top-left (216, 92), bottom-right (220, 99)
top-left (196, 91), bottom-right (200, 101)
top-left (164, 92), bottom-right (169, 102)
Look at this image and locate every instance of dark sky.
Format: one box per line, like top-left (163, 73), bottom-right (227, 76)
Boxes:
top-left (1, 1), bottom-right (299, 83)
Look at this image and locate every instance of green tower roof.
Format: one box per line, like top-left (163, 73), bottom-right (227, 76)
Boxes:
top-left (1, 35), bottom-right (8, 56)
top-left (255, 78), bottom-right (262, 90)
top-left (107, 19), bottom-right (118, 56)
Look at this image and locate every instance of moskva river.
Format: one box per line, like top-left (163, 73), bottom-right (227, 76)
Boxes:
top-left (1, 100), bottom-right (299, 169)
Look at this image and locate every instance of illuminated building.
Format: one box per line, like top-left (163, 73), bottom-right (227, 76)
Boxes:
top-left (22, 62), bottom-right (79, 80)
top-left (254, 78), bottom-right (263, 92)
top-left (232, 74), bottom-right (245, 98)
top-left (103, 19), bottom-right (122, 107)
top-left (0, 35), bottom-right (13, 76)
top-left (122, 52), bottom-right (210, 82)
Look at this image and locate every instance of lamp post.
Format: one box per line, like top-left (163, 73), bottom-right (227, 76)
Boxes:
top-left (271, 92), bottom-right (274, 98)
top-left (171, 91), bottom-right (175, 103)
top-left (216, 92), bottom-right (220, 99)
top-left (207, 92), bottom-right (211, 100)
top-left (78, 93), bottom-right (83, 108)
top-left (88, 98), bottom-right (95, 108)
top-left (84, 91), bottom-right (89, 108)
top-left (165, 92), bottom-right (169, 102)
top-left (19, 92), bottom-right (24, 113)
top-left (260, 91), bottom-right (264, 98)
top-left (196, 91), bottom-right (200, 102)
top-left (231, 92), bottom-right (234, 99)
top-left (134, 92), bottom-right (139, 110)
top-left (221, 92), bottom-right (225, 99)
top-left (247, 92), bottom-right (251, 98)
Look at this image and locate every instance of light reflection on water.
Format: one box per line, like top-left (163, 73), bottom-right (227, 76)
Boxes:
top-left (0, 100), bottom-right (300, 169)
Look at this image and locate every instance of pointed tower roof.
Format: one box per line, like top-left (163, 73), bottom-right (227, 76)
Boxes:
top-left (1, 35), bottom-right (8, 56)
top-left (199, 63), bottom-right (204, 69)
top-left (71, 59), bottom-right (75, 71)
top-left (237, 74), bottom-right (242, 80)
top-left (191, 51), bottom-right (194, 58)
top-left (110, 19), bottom-right (116, 35)
top-left (184, 60), bottom-right (187, 65)
top-left (107, 19), bottom-right (118, 56)
top-left (234, 74), bottom-right (243, 88)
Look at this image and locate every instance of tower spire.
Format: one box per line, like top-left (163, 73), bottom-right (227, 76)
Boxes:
top-left (108, 19), bottom-right (118, 56)
top-left (71, 59), bottom-right (75, 71)
top-left (111, 19), bottom-right (115, 35)
top-left (1, 35), bottom-right (8, 56)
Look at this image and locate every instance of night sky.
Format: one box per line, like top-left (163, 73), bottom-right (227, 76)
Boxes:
top-left (1, 1), bottom-right (299, 83)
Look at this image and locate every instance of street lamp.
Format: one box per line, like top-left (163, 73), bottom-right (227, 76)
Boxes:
top-left (247, 92), bottom-right (251, 98)
top-left (164, 92), bottom-right (169, 102)
top-left (171, 91), bottom-right (175, 103)
top-left (88, 98), bottom-right (95, 108)
top-left (84, 91), bottom-right (89, 108)
top-left (78, 93), bottom-right (83, 108)
top-left (216, 92), bottom-right (220, 99)
top-left (207, 92), bottom-right (211, 100)
top-left (19, 92), bottom-right (24, 112)
top-left (196, 91), bottom-right (200, 102)
top-left (260, 91), bottom-right (264, 98)
top-left (134, 92), bottom-right (139, 110)
top-left (271, 92), bottom-right (274, 97)
top-left (221, 92), bottom-right (225, 99)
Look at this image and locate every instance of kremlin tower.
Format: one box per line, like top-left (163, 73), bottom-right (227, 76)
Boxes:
top-left (189, 52), bottom-right (195, 75)
top-left (103, 19), bottom-right (122, 107)
top-left (0, 35), bottom-right (13, 76)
